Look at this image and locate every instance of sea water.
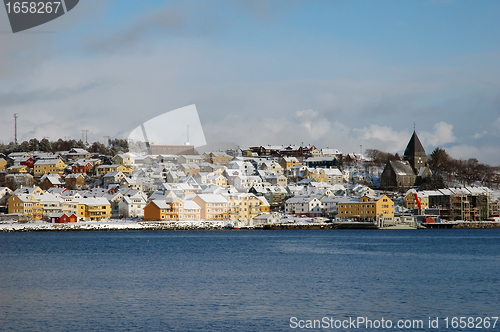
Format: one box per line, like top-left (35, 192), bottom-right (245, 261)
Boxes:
top-left (0, 229), bottom-right (499, 331)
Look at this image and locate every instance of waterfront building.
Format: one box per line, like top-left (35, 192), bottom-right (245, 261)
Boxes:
top-left (284, 196), bottom-right (323, 217)
top-left (338, 195), bottom-right (394, 221)
top-left (192, 194), bottom-right (228, 220)
top-left (75, 197), bottom-right (111, 221)
top-left (143, 200), bottom-right (171, 221)
top-left (8, 194), bottom-right (44, 221)
top-left (223, 192), bottom-right (263, 221)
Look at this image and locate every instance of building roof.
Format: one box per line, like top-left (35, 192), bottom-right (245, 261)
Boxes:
top-left (35, 159), bottom-right (63, 165)
top-left (195, 194), bottom-right (228, 203)
top-left (404, 131), bottom-right (426, 158)
top-left (321, 148), bottom-right (342, 155)
top-left (389, 160), bottom-right (415, 176)
top-left (184, 200), bottom-right (201, 210)
top-left (151, 200), bottom-right (171, 210)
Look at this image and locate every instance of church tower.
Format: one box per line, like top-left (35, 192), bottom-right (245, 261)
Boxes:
top-left (403, 131), bottom-right (426, 173)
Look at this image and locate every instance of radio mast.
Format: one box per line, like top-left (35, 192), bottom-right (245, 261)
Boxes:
top-left (13, 113), bottom-right (18, 145)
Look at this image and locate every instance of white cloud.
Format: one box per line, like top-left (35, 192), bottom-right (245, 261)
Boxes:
top-left (294, 109), bottom-right (331, 140)
top-left (447, 144), bottom-right (500, 166)
top-left (447, 145), bottom-right (479, 160)
top-left (494, 118), bottom-right (500, 130)
top-left (420, 121), bottom-right (456, 147)
top-left (353, 125), bottom-right (409, 153)
top-left (473, 130), bottom-right (487, 139)
top-left (0, 1), bottom-right (499, 167)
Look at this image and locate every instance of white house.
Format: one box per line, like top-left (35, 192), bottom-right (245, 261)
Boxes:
top-left (285, 196), bottom-right (323, 217)
top-left (119, 195), bottom-right (147, 218)
top-left (234, 175), bottom-right (262, 192)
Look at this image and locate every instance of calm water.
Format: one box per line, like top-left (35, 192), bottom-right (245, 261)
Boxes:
top-left (0, 229), bottom-right (499, 331)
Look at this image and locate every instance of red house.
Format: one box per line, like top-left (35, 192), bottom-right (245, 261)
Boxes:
top-left (19, 156), bottom-right (34, 169)
top-left (50, 213), bottom-right (78, 223)
top-left (72, 161), bottom-right (94, 174)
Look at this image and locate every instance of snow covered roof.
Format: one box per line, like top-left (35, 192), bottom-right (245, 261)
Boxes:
top-left (195, 194), bottom-right (228, 203)
top-left (76, 197), bottom-right (110, 206)
top-left (151, 200), bottom-right (171, 210)
top-left (184, 200), bottom-right (201, 210)
top-left (103, 171), bottom-right (124, 178)
top-left (417, 166), bottom-right (428, 177)
top-left (257, 196), bottom-right (270, 206)
top-left (389, 160), bottom-right (415, 176)
top-left (286, 196), bottom-right (319, 204)
top-left (321, 148), bottom-right (342, 155)
top-left (322, 168), bottom-right (342, 176)
top-left (35, 159), bottom-right (63, 165)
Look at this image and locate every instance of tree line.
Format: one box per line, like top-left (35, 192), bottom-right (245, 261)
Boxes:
top-left (0, 138), bottom-right (128, 156)
top-left (366, 148), bottom-right (500, 189)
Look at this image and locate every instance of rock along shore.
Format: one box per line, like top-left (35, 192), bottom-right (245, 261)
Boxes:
top-left (1, 220), bottom-right (500, 232)
top-left (0, 220), bottom-right (229, 232)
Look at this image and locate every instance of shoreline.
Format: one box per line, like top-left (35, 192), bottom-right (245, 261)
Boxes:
top-left (1, 220), bottom-right (500, 232)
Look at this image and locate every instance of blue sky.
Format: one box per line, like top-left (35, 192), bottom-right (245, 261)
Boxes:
top-left (1, 0), bottom-right (499, 165)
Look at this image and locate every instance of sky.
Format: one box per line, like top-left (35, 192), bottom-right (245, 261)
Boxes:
top-left (0, 0), bottom-right (499, 165)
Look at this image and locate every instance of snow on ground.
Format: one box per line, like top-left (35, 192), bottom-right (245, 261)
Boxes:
top-left (0, 216), bottom-right (332, 232)
top-left (0, 219), bottom-right (229, 232)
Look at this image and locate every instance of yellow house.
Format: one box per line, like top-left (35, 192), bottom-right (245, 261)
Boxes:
top-left (207, 174), bottom-right (228, 187)
top-left (226, 193), bottom-right (263, 221)
top-left (163, 196), bottom-right (186, 220)
top-left (338, 195), bottom-right (394, 220)
top-left (260, 162), bottom-right (284, 174)
top-left (192, 194), bottom-right (228, 220)
top-left (404, 190), bottom-right (429, 210)
top-left (76, 197), bottom-right (111, 221)
top-left (180, 164), bottom-right (201, 177)
top-left (7, 165), bottom-right (29, 174)
top-left (0, 158), bottom-right (7, 171)
top-left (95, 164), bottom-right (133, 175)
top-left (112, 153), bottom-right (134, 167)
top-left (34, 159), bottom-right (66, 177)
top-left (64, 173), bottom-right (86, 189)
top-left (279, 157), bottom-right (301, 170)
top-left (209, 152), bottom-right (232, 165)
top-left (8, 194), bottom-right (44, 221)
top-left (305, 168), bottom-right (324, 182)
top-left (183, 200), bottom-right (201, 220)
top-left (310, 148), bottom-right (322, 158)
top-left (258, 196), bottom-right (270, 213)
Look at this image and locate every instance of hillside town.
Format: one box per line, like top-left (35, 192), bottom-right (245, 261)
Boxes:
top-left (0, 131), bottom-right (499, 230)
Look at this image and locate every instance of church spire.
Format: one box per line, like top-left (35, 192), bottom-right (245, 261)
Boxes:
top-left (403, 130), bottom-right (426, 172)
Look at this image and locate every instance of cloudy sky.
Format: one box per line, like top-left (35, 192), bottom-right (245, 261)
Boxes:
top-left (0, 0), bottom-right (499, 165)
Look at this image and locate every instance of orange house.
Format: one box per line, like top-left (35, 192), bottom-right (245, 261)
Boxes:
top-left (72, 161), bottom-right (94, 174)
top-left (143, 200), bottom-right (171, 221)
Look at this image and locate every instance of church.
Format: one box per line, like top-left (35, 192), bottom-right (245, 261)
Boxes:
top-left (380, 131), bottom-right (432, 189)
